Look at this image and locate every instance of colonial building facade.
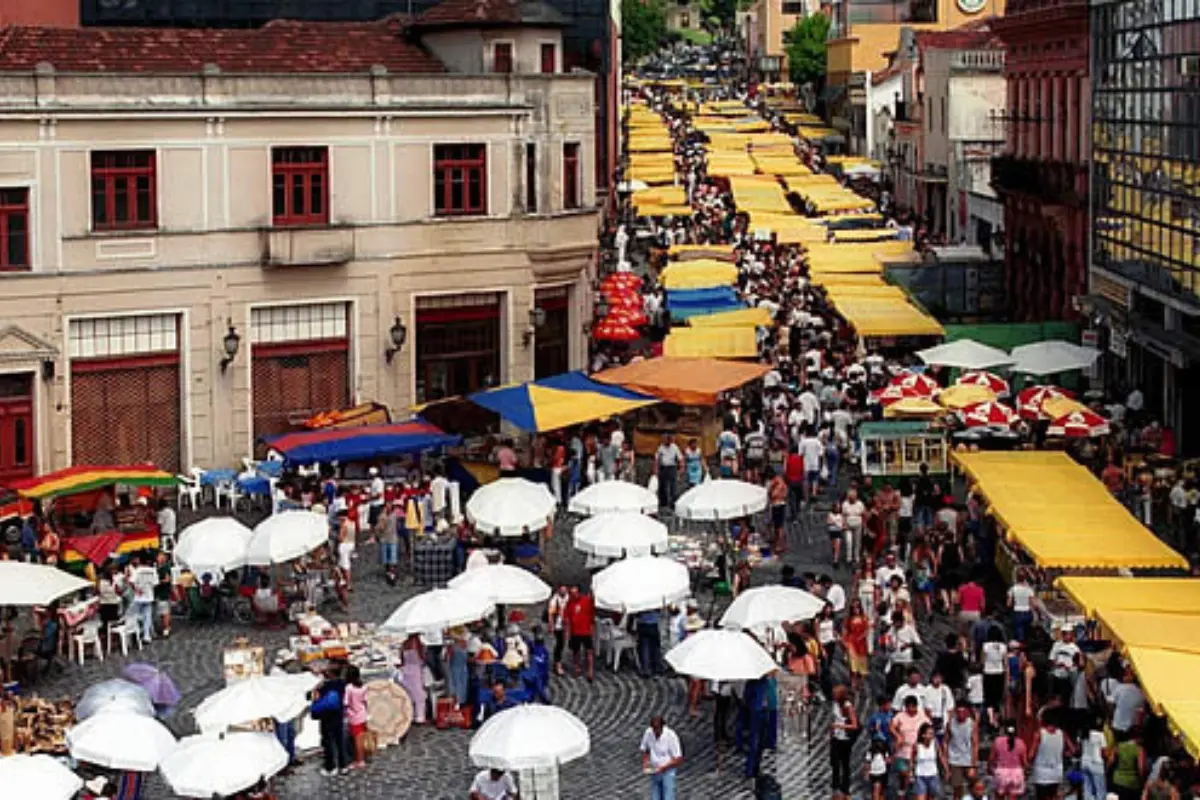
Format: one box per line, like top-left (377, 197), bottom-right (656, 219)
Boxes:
top-left (0, 14), bottom-right (598, 480)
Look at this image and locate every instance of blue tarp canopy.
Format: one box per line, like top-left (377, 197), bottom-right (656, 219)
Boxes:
top-left (261, 420), bottom-right (460, 465)
top-left (467, 371), bottom-right (658, 432)
top-left (667, 286), bottom-right (743, 321)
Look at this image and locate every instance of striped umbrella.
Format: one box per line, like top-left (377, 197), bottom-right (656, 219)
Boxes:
top-left (872, 384), bottom-right (926, 407)
top-left (592, 319), bottom-right (641, 342)
top-left (1016, 385), bottom-right (1074, 419)
top-left (956, 370), bottom-right (1010, 397)
top-left (1047, 409), bottom-right (1111, 438)
top-left (959, 400), bottom-right (1019, 428)
top-left (888, 371), bottom-right (940, 397)
top-left (607, 306), bottom-right (649, 327)
top-left (600, 273), bottom-right (643, 292)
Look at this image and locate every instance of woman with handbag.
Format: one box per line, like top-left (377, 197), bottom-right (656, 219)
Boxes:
top-left (830, 684), bottom-right (860, 799)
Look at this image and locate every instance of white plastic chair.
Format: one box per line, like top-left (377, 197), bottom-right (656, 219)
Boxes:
top-left (215, 480), bottom-right (243, 511)
top-left (71, 620), bottom-right (105, 665)
top-left (106, 612), bottom-right (145, 656)
top-left (176, 470), bottom-right (202, 510)
top-left (597, 618), bottom-right (640, 672)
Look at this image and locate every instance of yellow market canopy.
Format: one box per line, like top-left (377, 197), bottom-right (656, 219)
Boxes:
top-left (1095, 609), bottom-right (1200, 655)
top-left (1124, 647), bottom-right (1200, 757)
top-left (884, 397), bottom-right (945, 418)
top-left (954, 451), bottom-right (1189, 570)
top-left (688, 306), bottom-right (773, 328)
top-left (1055, 577), bottom-right (1200, 616)
top-left (664, 327), bottom-right (757, 358)
top-left (660, 261), bottom-right (738, 289)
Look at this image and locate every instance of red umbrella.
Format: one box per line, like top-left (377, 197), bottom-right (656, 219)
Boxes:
top-left (959, 400), bottom-right (1019, 428)
top-left (872, 384), bottom-right (925, 407)
top-left (956, 370), bottom-right (1010, 397)
top-left (1046, 408), bottom-right (1110, 438)
top-left (600, 273), bottom-right (643, 292)
top-left (607, 306), bottom-right (649, 326)
top-left (1016, 385), bottom-right (1074, 419)
top-left (888, 371), bottom-right (940, 397)
top-left (592, 319), bottom-right (641, 342)
top-left (603, 290), bottom-right (643, 310)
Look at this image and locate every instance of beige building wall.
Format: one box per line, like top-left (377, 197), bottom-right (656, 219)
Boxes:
top-left (0, 70), bottom-right (599, 472)
top-left (752, 0), bottom-right (818, 60)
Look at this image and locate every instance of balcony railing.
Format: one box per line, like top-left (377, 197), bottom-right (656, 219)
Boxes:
top-left (990, 155), bottom-right (1088, 208)
top-left (949, 50), bottom-right (1005, 72)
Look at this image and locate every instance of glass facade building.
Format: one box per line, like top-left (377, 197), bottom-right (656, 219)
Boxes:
top-left (1091, 0), bottom-right (1200, 456)
top-left (1092, 0), bottom-right (1200, 306)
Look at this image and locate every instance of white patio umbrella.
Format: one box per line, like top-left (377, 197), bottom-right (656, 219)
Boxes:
top-left (66, 710), bottom-right (176, 772)
top-left (193, 673), bottom-right (316, 733)
top-left (75, 679), bottom-right (155, 721)
top-left (664, 629), bottom-right (777, 682)
top-left (0, 562), bottom-right (90, 606)
top-left (246, 510), bottom-right (328, 566)
top-left (381, 587), bottom-right (495, 635)
top-left (916, 339), bottom-right (1015, 370)
top-left (159, 731), bottom-right (288, 799)
top-left (448, 564), bottom-right (551, 606)
top-left (573, 512), bottom-right (669, 558)
top-left (0, 754), bottom-right (82, 800)
top-left (674, 479), bottom-right (768, 521)
top-left (593, 556), bottom-right (690, 613)
top-left (568, 480), bottom-right (658, 516)
top-left (1010, 340), bottom-right (1101, 375)
top-left (719, 585), bottom-right (826, 630)
top-left (174, 516), bottom-right (252, 575)
top-left (466, 478), bottom-right (557, 536)
top-left (469, 705), bottom-right (590, 770)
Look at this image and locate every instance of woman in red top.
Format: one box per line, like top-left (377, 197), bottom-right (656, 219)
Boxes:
top-left (842, 599), bottom-right (871, 692)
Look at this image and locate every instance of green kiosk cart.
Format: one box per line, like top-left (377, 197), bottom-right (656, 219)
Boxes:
top-left (857, 421), bottom-right (950, 488)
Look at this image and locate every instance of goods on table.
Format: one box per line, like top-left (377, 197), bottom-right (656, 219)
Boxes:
top-left (8, 695), bottom-right (74, 755)
top-left (667, 534), bottom-right (719, 573)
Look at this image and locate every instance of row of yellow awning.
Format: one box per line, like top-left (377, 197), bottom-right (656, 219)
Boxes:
top-left (663, 326), bottom-right (757, 358)
top-left (660, 259), bottom-right (738, 289)
top-left (1055, 577), bottom-right (1200, 758)
top-left (955, 451), bottom-right (1188, 570)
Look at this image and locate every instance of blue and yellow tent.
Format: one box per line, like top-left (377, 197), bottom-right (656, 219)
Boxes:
top-left (468, 372), bottom-right (658, 432)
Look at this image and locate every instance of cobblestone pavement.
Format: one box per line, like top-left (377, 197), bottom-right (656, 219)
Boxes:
top-left (37, 499), bottom-right (953, 799)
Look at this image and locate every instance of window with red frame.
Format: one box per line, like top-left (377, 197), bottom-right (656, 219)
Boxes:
top-left (0, 188), bottom-right (29, 271)
top-left (540, 42), bottom-right (557, 74)
top-left (91, 151), bottom-right (156, 231)
top-left (563, 142), bottom-right (581, 210)
top-left (272, 147), bottom-right (329, 226)
top-left (493, 42), bottom-right (514, 74)
top-left (433, 144), bottom-right (488, 216)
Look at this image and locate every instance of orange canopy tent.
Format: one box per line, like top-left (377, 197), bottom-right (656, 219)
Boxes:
top-left (593, 357), bottom-right (770, 405)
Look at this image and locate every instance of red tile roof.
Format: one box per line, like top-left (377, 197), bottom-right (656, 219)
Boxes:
top-left (916, 18), bottom-right (1003, 51)
top-left (0, 18), bottom-right (445, 74)
top-left (415, 0), bottom-right (568, 29)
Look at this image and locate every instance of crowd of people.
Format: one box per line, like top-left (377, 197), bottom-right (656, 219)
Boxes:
top-left (586, 69), bottom-right (1199, 800)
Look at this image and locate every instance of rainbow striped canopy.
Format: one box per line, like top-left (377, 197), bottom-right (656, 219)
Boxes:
top-left (10, 465), bottom-right (177, 500)
top-left (262, 419), bottom-right (460, 465)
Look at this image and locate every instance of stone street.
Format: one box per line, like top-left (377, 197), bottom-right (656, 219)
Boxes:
top-left (39, 502), bottom-right (951, 799)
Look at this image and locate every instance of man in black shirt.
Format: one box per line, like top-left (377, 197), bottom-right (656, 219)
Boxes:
top-left (933, 632), bottom-right (968, 692)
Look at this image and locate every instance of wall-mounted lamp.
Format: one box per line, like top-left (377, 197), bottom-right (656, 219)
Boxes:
top-left (385, 316), bottom-right (408, 364)
top-left (219, 321), bottom-right (240, 373)
top-left (41, 359), bottom-right (55, 382)
top-left (522, 308), bottom-right (545, 349)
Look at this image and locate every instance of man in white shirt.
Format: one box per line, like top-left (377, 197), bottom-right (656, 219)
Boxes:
top-left (1048, 625), bottom-right (1082, 701)
top-left (1006, 571), bottom-right (1038, 642)
top-left (639, 715), bottom-right (683, 800)
top-left (470, 768), bottom-right (519, 800)
top-left (892, 668), bottom-right (929, 711)
top-left (130, 556), bottom-right (159, 642)
top-left (841, 488), bottom-right (867, 563)
top-left (798, 431), bottom-right (824, 504)
top-left (429, 468), bottom-right (449, 522)
top-left (798, 385), bottom-right (822, 428)
top-left (367, 467), bottom-right (385, 536)
top-left (1111, 668), bottom-right (1146, 734)
top-left (819, 574), bottom-right (846, 614)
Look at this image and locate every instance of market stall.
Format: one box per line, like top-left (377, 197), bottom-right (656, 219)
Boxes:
top-left (858, 421), bottom-right (949, 488)
top-left (955, 451), bottom-right (1189, 579)
top-left (9, 465), bottom-right (177, 568)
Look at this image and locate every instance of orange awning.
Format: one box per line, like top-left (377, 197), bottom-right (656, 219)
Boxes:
top-left (593, 357), bottom-right (770, 406)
